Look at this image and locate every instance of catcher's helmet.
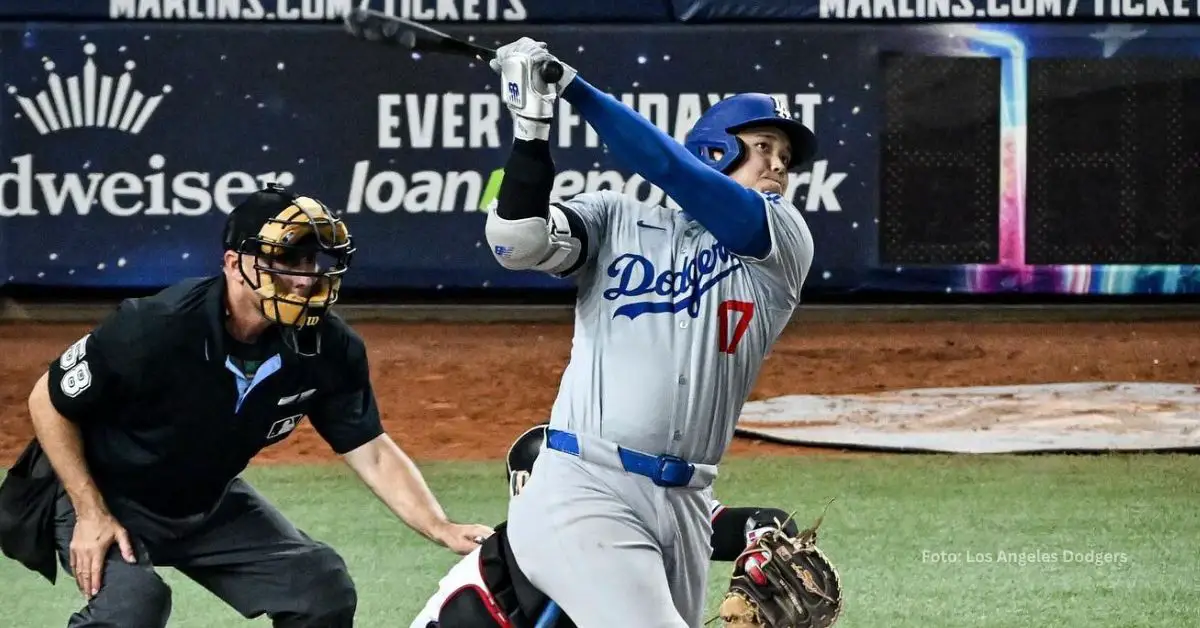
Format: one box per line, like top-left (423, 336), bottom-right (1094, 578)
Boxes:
top-left (684, 93), bottom-right (817, 174)
top-left (505, 422), bottom-right (548, 498)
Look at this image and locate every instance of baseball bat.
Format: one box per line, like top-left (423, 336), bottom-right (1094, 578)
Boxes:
top-left (342, 6), bottom-right (564, 84)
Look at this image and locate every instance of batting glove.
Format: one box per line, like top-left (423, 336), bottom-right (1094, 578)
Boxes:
top-left (490, 38), bottom-right (577, 141)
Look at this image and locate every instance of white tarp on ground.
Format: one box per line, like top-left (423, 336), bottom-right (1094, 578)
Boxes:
top-left (734, 382), bottom-right (1200, 453)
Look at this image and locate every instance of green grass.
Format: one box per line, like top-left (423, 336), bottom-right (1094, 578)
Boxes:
top-left (2, 454), bottom-right (1197, 627)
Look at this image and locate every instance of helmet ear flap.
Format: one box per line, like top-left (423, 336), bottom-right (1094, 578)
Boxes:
top-left (723, 137), bottom-right (749, 173)
top-left (692, 136), bottom-right (745, 173)
top-left (701, 144), bottom-right (725, 167)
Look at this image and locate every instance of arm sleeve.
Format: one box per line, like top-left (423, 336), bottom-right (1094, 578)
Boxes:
top-left (494, 139), bottom-right (555, 223)
top-left (561, 77), bottom-right (771, 258)
top-left (46, 300), bottom-right (144, 424)
top-left (307, 330), bottom-right (385, 455)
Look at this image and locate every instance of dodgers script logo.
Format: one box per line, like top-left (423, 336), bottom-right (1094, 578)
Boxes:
top-left (603, 243), bottom-right (744, 320)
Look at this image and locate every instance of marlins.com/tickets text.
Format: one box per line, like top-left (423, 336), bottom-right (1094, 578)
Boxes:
top-left (821, 0), bottom-right (1195, 18)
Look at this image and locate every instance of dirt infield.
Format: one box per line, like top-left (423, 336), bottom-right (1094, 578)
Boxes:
top-left (2, 319), bottom-right (1198, 466)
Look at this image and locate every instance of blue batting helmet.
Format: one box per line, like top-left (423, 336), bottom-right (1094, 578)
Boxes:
top-left (684, 93), bottom-right (817, 173)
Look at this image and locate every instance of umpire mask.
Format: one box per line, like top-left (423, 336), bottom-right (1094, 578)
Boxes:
top-left (225, 184), bottom-right (355, 330)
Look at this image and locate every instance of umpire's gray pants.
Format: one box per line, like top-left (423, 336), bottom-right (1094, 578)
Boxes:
top-left (53, 478), bottom-right (357, 627)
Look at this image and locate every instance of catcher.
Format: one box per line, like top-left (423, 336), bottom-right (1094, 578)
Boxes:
top-left (410, 423), bottom-right (842, 628)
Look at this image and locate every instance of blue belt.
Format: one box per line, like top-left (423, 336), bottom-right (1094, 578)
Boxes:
top-left (545, 429), bottom-right (696, 488)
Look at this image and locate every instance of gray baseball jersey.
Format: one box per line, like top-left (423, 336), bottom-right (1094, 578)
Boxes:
top-left (547, 188), bottom-right (813, 465)
top-left (502, 189), bottom-right (813, 627)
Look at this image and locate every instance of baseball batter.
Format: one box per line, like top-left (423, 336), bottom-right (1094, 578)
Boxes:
top-left (483, 39), bottom-right (817, 627)
top-left (408, 423), bottom-right (802, 628)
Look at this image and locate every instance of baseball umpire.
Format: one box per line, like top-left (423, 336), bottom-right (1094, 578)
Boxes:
top-left (0, 184), bottom-right (492, 627)
top-left (482, 38), bottom-right (819, 627)
top-left (409, 424), bottom-right (840, 628)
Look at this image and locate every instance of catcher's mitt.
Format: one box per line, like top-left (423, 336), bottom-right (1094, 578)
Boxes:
top-left (713, 502), bottom-right (842, 628)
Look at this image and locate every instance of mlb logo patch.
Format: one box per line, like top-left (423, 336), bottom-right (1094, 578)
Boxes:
top-left (494, 244), bottom-right (514, 258)
top-left (267, 414), bottom-right (302, 439)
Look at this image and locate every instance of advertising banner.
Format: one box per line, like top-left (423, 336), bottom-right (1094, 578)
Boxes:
top-left (8, 0), bottom-right (1195, 24)
top-left (0, 0), bottom-right (672, 24)
top-left (4, 22), bottom-right (1200, 294)
top-left (672, 0), bottom-right (1200, 22)
top-left (1, 23), bottom-right (865, 291)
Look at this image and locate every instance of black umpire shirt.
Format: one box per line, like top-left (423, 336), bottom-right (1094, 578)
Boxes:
top-left (45, 275), bottom-right (384, 517)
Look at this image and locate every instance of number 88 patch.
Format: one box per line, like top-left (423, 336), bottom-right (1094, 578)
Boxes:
top-left (59, 334), bottom-right (93, 398)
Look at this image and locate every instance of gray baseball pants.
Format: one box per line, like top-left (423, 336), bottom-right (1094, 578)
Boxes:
top-left (506, 445), bottom-right (716, 628)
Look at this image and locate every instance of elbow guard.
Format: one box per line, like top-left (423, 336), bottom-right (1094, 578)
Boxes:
top-left (485, 204), bottom-right (583, 274)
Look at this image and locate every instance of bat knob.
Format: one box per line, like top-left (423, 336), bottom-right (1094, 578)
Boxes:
top-left (539, 61), bottom-right (564, 84)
